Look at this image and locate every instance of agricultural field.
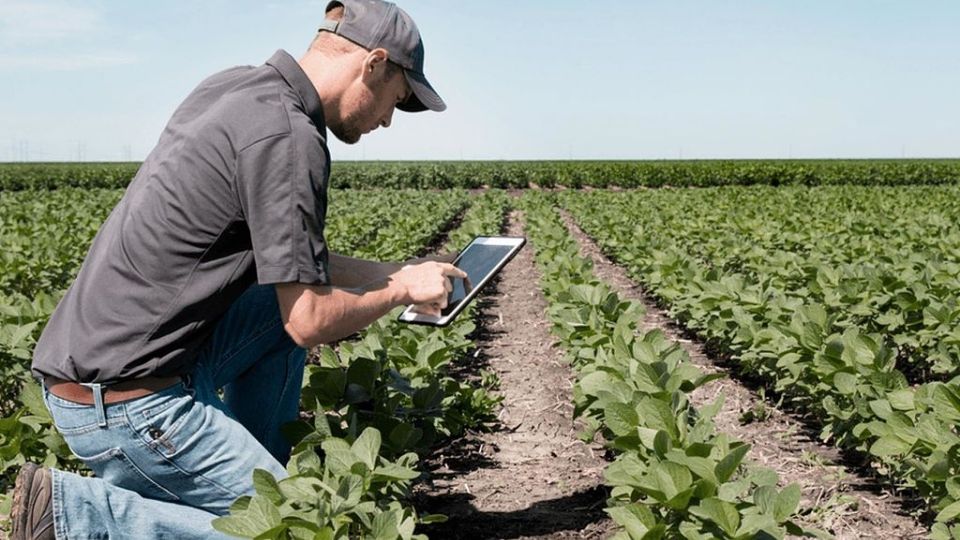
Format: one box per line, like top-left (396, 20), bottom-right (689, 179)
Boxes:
top-left (0, 161), bottom-right (958, 539)
top-left (2, 159), bottom-right (960, 190)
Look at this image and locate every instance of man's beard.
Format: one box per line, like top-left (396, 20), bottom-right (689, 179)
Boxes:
top-left (330, 122), bottom-right (361, 145)
top-left (330, 95), bottom-right (373, 145)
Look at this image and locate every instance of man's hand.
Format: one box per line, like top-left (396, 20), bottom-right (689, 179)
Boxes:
top-left (390, 261), bottom-right (467, 317)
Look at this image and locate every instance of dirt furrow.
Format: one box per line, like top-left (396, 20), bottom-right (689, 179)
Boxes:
top-left (416, 211), bottom-right (614, 540)
top-left (559, 209), bottom-right (927, 539)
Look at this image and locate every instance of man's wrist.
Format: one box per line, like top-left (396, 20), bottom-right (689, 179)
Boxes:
top-left (382, 274), bottom-right (408, 307)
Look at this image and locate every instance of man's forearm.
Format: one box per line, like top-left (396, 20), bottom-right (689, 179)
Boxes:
top-left (328, 252), bottom-right (400, 289)
top-left (281, 278), bottom-right (400, 346)
top-left (278, 259), bottom-right (464, 348)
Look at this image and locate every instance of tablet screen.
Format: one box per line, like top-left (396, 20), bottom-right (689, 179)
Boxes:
top-left (442, 242), bottom-right (515, 317)
top-left (398, 236), bottom-right (525, 326)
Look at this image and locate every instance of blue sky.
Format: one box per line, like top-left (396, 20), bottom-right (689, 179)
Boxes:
top-left (1, 0), bottom-right (958, 161)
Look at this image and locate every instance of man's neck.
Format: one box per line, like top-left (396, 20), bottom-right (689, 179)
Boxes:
top-left (298, 49), bottom-right (358, 126)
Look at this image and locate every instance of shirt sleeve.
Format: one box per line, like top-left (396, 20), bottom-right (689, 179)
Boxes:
top-left (235, 132), bottom-right (330, 286)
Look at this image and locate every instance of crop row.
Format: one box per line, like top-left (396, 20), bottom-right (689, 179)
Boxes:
top-left (561, 188), bottom-right (960, 538)
top-left (520, 193), bottom-right (816, 539)
top-left (580, 186), bottom-right (960, 378)
top-left (3, 159), bottom-right (960, 191)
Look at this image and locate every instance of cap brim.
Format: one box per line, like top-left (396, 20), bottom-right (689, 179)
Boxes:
top-left (398, 69), bottom-right (446, 112)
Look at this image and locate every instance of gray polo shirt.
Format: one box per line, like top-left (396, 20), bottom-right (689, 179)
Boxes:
top-left (32, 49), bottom-right (331, 383)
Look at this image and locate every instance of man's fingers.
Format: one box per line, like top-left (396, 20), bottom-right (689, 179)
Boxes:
top-left (411, 303), bottom-right (441, 317)
top-left (439, 263), bottom-right (468, 279)
top-left (415, 306), bottom-right (438, 316)
top-left (397, 261), bottom-right (467, 308)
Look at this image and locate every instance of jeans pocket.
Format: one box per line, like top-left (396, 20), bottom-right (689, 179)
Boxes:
top-left (132, 389), bottom-right (206, 462)
top-left (76, 446), bottom-right (181, 502)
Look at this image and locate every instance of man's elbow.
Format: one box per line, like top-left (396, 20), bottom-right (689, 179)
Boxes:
top-left (284, 317), bottom-right (333, 349)
top-left (279, 284), bottom-right (340, 348)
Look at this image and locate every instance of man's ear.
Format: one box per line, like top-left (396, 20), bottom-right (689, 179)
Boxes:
top-left (361, 48), bottom-right (390, 81)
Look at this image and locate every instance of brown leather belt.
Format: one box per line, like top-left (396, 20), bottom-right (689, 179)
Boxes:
top-left (44, 376), bottom-right (183, 405)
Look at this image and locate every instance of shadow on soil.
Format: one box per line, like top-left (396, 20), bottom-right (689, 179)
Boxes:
top-left (415, 485), bottom-right (609, 540)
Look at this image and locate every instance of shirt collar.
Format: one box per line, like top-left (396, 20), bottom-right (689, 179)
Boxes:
top-left (266, 49), bottom-right (326, 131)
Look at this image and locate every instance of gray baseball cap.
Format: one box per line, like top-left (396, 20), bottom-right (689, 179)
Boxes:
top-left (318, 0), bottom-right (446, 112)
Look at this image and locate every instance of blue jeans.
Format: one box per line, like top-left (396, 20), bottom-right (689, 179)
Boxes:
top-left (40, 284), bottom-right (306, 539)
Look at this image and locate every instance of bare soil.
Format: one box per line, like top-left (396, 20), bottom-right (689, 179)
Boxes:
top-left (415, 211), bottom-right (615, 540)
top-left (559, 210), bottom-right (928, 539)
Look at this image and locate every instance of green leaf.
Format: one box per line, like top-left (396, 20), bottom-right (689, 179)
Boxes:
top-left (946, 477), bottom-right (960, 501)
top-left (307, 367), bottom-right (346, 407)
top-left (800, 322), bottom-right (824, 350)
top-left (735, 513), bottom-right (779, 537)
top-left (579, 370), bottom-right (617, 398)
top-left (319, 346), bottom-right (340, 368)
top-left (314, 408), bottom-right (333, 439)
top-left (9, 321), bottom-right (39, 348)
top-left (833, 372), bottom-right (858, 395)
top-left (887, 389), bottom-right (915, 411)
top-left (753, 485), bottom-right (777, 515)
top-left (936, 501), bottom-right (960, 523)
top-left (869, 435), bottom-right (912, 457)
top-left (288, 449), bottom-right (322, 476)
top-left (715, 444), bottom-right (750, 484)
top-left (604, 454), bottom-right (647, 487)
top-left (371, 509), bottom-right (401, 540)
top-left (229, 495), bottom-right (252, 513)
top-left (252, 524), bottom-right (288, 540)
top-left (606, 505), bottom-right (653, 539)
top-left (933, 385), bottom-right (960, 422)
top-left (774, 484), bottom-right (801, 522)
top-left (609, 504), bottom-right (666, 539)
top-left (321, 438), bottom-right (357, 475)
top-left (653, 430), bottom-right (672, 457)
top-left (346, 358), bottom-right (380, 396)
top-left (18, 379), bottom-right (49, 418)
top-left (690, 497), bottom-right (740, 536)
top-left (412, 381), bottom-right (443, 410)
top-left (374, 463), bottom-right (421, 482)
top-left (252, 469), bottom-right (283, 505)
top-left (654, 461), bottom-right (693, 501)
top-left (352, 428), bottom-right (381, 471)
top-left (868, 399), bottom-right (893, 420)
top-left (336, 473), bottom-right (364, 508)
top-left (605, 402), bottom-right (640, 437)
top-left (842, 331), bottom-right (876, 365)
top-left (278, 476), bottom-right (328, 501)
top-left (414, 338), bottom-right (449, 369)
top-left (667, 453), bottom-right (717, 485)
top-left (388, 423), bottom-right (422, 451)
top-left (211, 495), bottom-right (281, 537)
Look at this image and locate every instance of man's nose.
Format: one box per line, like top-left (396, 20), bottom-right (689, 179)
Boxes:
top-left (381, 110), bottom-right (393, 128)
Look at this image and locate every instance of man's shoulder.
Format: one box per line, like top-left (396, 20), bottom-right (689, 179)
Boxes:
top-left (180, 63), bottom-right (297, 151)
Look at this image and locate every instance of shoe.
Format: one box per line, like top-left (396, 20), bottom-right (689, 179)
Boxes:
top-left (10, 462), bottom-right (54, 540)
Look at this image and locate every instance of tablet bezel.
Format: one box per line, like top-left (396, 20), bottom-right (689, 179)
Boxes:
top-left (397, 236), bottom-right (526, 327)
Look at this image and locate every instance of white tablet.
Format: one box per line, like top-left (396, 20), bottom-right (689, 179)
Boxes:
top-left (398, 236), bottom-right (526, 327)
